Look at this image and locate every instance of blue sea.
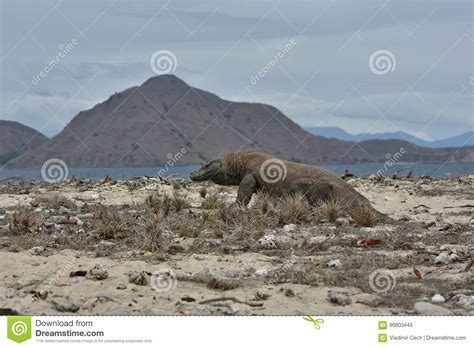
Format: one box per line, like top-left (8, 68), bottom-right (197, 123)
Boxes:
top-left (0, 162), bottom-right (472, 182)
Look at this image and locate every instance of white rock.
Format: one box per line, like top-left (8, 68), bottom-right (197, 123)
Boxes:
top-left (389, 211), bottom-right (411, 221)
top-left (434, 251), bottom-right (458, 264)
top-left (254, 268), bottom-right (268, 277)
top-left (258, 234), bottom-right (277, 248)
top-left (434, 252), bottom-right (450, 264)
top-left (431, 294), bottom-right (445, 303)
top-left (413, 242), bottom-right (426, 250)
top-left (414, 302), bottom-right (453, 315)
top-left (28, 246), bottom-right (44, 255)
top-left (448, 253), bottom-right (459, 262)
top-left (282, 224), bottom-right (296, 233)
top-left (327, 259), bottom-right (342, 268)
top-left (58, 206), bottom-right (70, 215)
top-left (448, 294), bottom-right (474, 309)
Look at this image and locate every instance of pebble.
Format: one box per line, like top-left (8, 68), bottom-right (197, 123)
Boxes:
top-left (28, 246), bottom-right (45, 255)
top-left (327, 291), bottom-right (351, 306)
top-left (326, 259), bottom-right (342, 268)
top-left (53, 297), bottom-right (80, 313)
top-left (413, 302), bottom-right (453, 315)
top-left (87, 264), bottom-right (109, 280)
top-left (448, 294), bottom-right (474, 310)
top-left (58, 206), bottom-right (70, 215)
top-left (225, 269), bottom-right (240, 278)
top-left (434, 252), bottom-right (458, 264)
top-left (389, 211), bottom-right (411, 221)
top-left (282, 224), bottom-right (296, 233)
top-left (431, 294), bottom-right (445, 303)
top-left (413, 242), bottom-right (426, 250)
top-left (258, 234), bottom-right (277, 248)
top-left (128, 270), bottom-right (148, 285)
top-left (254, 268), bottom-right (268, 277)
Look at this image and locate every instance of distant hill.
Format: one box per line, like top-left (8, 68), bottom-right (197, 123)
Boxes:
top-left (7, 75), bottom-right (474, 168)
top-left (304, 126), bottom-right (474, 148)
top-left (0, 120), bottom-right (48, 165)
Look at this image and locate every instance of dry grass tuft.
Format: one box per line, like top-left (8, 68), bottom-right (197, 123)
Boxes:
top-left (252, 191), bottom-right (272, 215)
top-left (276, 193), bottom-right (311, 225)
top-left (32, 193), bottom-right (76, 210)
top-left (201, 192), bottom-right (221, 210)
top-left (317, 198), bottom-right (343, 222)
top-left (137, 213), bottom-right (164, 252)
top-left (95, 205), bottom-right (124, 239)
top-left (351, 204), bottom-right (375, 227)
top-left (8, 208), bottom-right (38, 234)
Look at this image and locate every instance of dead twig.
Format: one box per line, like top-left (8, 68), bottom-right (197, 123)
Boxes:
top-left (199, 297), bottom-right (263, 307)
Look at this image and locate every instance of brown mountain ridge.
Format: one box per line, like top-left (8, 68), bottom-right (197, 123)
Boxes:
top-left (7, 75), bottom-right (473, 168)
top-left (0, 120), bottom-right (48, 165)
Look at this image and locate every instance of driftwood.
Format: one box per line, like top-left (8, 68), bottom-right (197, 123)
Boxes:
top-left (443, 205), bottom-right (474, 209)
top-left (199, 297), bottom-right (263, 307)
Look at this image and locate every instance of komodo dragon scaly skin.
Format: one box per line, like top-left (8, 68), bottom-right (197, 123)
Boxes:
top-left (190, 151), bottom-right (389, 223)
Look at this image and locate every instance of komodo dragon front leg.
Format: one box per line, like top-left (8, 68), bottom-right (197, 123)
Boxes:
top-left (236, 173), bottom-right (257, 206)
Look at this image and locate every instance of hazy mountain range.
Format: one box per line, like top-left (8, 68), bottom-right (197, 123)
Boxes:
top-left (0, 121), bottom-right (48, 165)
top-left (304, 127), bottom-right (474, 148)
top-left (3, 75), bottom-right (474, 168)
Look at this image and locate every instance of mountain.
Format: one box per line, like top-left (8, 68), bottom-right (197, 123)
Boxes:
top-left (0, 120), bottom-right (48, 164)
top-left (304, 127), bottom-right (474, 148)
top-left (8, 75), bottom-right (474, 168)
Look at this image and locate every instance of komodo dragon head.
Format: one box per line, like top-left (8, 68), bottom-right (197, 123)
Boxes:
top-left (190, 155), bottom-right (241, 185)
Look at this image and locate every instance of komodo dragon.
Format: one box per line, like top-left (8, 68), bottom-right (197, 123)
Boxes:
top-left (190, 151), bottom-right (389, 222)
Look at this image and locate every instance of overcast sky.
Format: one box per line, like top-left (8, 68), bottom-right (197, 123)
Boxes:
top-left (1, 0), bottom-right (472, 140)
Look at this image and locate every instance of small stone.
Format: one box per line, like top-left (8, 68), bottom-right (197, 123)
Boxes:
top-left (431, 294), bottom-right (445, 303)
top-left (53, 297), bottom-right (80, 313)
top-left (116, 284), bottom-right (127, 290)
top-left (58, 206), bottom-right (70, 215)
top-left (28, 246), bottom-right (44, 255)
top-left (327, 291), bottom-right (351, 306)
top-left (282, 224), bottom-right (296, 233)
top-left (389, 211), bottom-right (411, 221)
top-left (128, 270), bottom-right (148, 286)
top-left (353, 293), bottom-right (381, 307)
top-left (254, 268), bottom-right (268, 277)
top-left (258, 234), bottom-right (277, 249)
top-left (326, 259), bottom-right (342, 268)
top-left (413, 242), bottom-right (425, 250)
top-left (414, 302), bottom-right (453, 315)
top-left (448, 294), bottom-right (474, 310)
top-left (225, 269), bottom-right (240, 278)
top-left (87, 264), bottom-right (109, 280)
top-left (434, 251), bottom-right (458, 264)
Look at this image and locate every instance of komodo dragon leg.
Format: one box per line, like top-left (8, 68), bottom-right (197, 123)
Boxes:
top-left (236, 174), bottom-right (257, 206)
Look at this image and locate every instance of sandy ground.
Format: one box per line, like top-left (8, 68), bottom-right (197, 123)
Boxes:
top-left (0, 175), bottom-right (472, 315)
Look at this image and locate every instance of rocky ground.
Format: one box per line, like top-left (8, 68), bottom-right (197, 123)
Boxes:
top-left (0, 175), bottom-right (472, 315)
